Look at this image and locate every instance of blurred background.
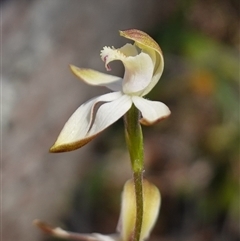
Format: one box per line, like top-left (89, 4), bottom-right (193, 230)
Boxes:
top-left (2, 0), bottom-right (239, 241)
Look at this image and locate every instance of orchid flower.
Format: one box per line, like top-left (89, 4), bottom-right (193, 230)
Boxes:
top-left (50, 29), bottom-right (170, 153)
top-left (34, 178), bottom-right (160, 241)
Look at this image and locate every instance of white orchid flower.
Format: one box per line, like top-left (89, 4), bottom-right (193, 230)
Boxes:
top-left (50, 29), bottom-right (170, 152)
top-left (34, 179), bottom-right (160, 241)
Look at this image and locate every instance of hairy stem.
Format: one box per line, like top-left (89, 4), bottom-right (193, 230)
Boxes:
top-left (124, 105), bottom-right (144, 241)
top-left (132, 171), bottom-right (143, 241)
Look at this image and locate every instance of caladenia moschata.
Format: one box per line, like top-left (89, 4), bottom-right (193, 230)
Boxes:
top-left (34, 29), bottom-right (170, 241)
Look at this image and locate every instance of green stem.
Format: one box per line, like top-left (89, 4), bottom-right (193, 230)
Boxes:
top-left (132, 172), bottom-right (143, 241)
top-left (124, 104), bottom-right (144, 241)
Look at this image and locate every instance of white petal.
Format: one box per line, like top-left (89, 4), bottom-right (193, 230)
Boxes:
top-left (141, 49), bottom-right (164, 96)
top-left (93, 233), bottom-right (120, 241)
top-left (88, 94), bottom-right (132, 136)
top-left (50, 92), bottom-right (125, 152)
top-left (132, 96), bottom-right (170, 125)
top-left (119, 29), bottom-right (164, 97)
top-left (100, 45), bottom-right (154, 95)
top-left (122, 52), bottom-right (154, 95)
top-left (70, 66), bottom-right (123, 91)
top-left (34, 219), bottom-right (119, 241)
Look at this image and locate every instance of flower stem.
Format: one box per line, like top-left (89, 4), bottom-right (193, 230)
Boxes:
top-left (124, 104), bottom-right (144, 241)
top-left (132, 171), bottom-right (143, 241)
